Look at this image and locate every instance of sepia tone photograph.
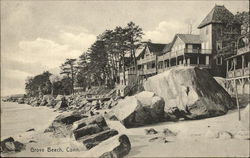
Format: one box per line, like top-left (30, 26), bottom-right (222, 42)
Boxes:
top-left (1, 0), bottom-right (249, 157)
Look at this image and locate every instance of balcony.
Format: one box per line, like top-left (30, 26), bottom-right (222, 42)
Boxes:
top-left (237, 45), bottom-right (250, 55)
top-left (227, 67), bottom-right (250, 78)
top-left (144, 68), bottom-right (156, 75)
top-left (199, 49), bottom-right (212, 54)
top-left (138, 68), bottom-right (156, 75)
top-left (157, 49), bottom-right (212, 62)
top-left (137, 55), bottom-right (156, 65)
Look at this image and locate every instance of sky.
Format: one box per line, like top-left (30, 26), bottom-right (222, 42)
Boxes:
top-left (1, 0), bottom-right (249, 96)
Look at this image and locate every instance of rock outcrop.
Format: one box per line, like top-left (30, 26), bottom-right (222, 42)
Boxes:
top-left (86, 134), bottom-right (131, 158)
top-left (114, 91), bottom-right (165, 128)
top-left (45, 113), bottom-right (120, 151)
top-left (44, 112), bottom-right (86, 137)
top-left (80, 129), bottom-right (118, 150)
top-left (144, 66), bottom-right (235, 119)
top-left (55, 96), bottom-right (68, 109)
top-left (99, 134), bottom-right (131, 158)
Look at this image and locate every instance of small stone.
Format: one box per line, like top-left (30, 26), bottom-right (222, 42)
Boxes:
top-left (163, 128), bottom-right (177, 136)
top-left (26, 128), bottom-right (35, 132)
top-left (218, 131), bottom-right (233, 139)
top-left (145, 128), bottom-right (158, 135)
top-left (149, 137), bottom-right (168, 143)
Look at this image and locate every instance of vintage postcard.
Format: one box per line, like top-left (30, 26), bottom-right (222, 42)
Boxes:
top-left (1, 0), bottom-right (249, 157)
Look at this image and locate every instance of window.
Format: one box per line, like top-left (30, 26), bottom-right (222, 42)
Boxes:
top-left (216, 41), bottom-right (222, 51)
top-left (216, 56), bottom-right (222, 65)
top-left (152, 63), bottom-right (155, 68)
top-left (206, 56), bottom-right (209, 65)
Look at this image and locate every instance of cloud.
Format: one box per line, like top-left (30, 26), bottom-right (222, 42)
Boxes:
top-left (144, 20), bottom-right (188, 43)
top-left (59, 30), bottom-right (96, 51)
top-left (1, 29), bottom-right (96, 96)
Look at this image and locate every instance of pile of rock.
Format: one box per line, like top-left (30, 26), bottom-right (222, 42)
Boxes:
top-left (113, 91), bottom-right (165, 128)
top-left (44, 112), bottom-right (131, 156)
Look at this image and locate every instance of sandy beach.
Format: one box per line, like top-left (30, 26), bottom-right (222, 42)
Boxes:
top-left (1, 101), bottom-right (249, 157)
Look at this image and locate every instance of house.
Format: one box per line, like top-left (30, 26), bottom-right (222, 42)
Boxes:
top-left (157, 34), bottom-right (211, 72)
top-left (197, 5), bottom-right (241, 77)
top-left (225, 35), bottom-right (250, 94)
top-left (137, 42), bottom-right (167, 77)
top-left (117, 5), bottom-right (244, 97)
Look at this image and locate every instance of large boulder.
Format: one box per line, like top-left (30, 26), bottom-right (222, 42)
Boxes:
top-left (79, 129), bottom-right (118, 150)
top-left (114, 91), bottom-right (165, 128)
top-left (72, 115), bottom-right (108, 131)
top-left (44, 112), bottom-right (87, 137)
top-left (73, 124), bottom-right (104, 140)
top-left (55, 96), bottom-right (68, 109)
top-left (144, 66), bottom-right (234, 119)
top-left (87, 134), bottom-right (131, 158)
top-left (0, 137), bottom-right (25, 153)
top-left (55, 95), bottom-right (64, 101)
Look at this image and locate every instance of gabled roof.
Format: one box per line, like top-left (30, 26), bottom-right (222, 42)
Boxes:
top-left (198, 5), bottom-right (234, 29)
top-left (147, 43), bottom-right (166, 54)
top-left (177, 34), bottom-right (201, 44)
top-left (162, 43), bottom-right (172, 52)
top-left (167, 34), bottom-right (201, 51)
top-left (138, 42), bottom-right (167, 58)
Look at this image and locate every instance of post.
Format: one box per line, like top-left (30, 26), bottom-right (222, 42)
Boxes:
top-left (197, 55), bottom-right (200, 66)
top-left (242, 55), bottom-right (244, 76)
top-left (235, 79), bottom-right (241, 121)
top-left (226, 60), bottom-right (229, 78)
top-left (155, 55), bottom-right (158, 74)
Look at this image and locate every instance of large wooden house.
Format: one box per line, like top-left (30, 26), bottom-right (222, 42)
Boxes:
top-left (117, 5), bottom-right (245, 96)
top-left (225, 35), bottom-right (250, 95)
top-left (197, 5), bottom-right (241, 77)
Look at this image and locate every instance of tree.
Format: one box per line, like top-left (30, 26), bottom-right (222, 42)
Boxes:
top-left (125, 22), bottom-right (144, 76)
top-left (88, 40), bottom-right (109, 86)
top-left (60, 58), bottom-right (78, 95)
top-left (234, 11), bottom-right (249, 35)
top-left (49, 74), bottom-right (61, 96)
top-left (25, 71), bottom-right (52, 97)
top-left (76, 53), bottom-right (91, 90)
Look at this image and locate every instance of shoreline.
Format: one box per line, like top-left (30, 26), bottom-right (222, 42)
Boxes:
top-left (1, 101), bottom-right (249, 157)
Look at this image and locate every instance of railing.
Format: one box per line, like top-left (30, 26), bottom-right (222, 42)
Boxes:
top-left (200, 49), bottom-right (212, 54)
top-left (189, 64), bottom-right (211, 69)
top-left (137, 55), bottom-right (156, 64)
top-left (157, 49), bottom-right (212, 61)
top-left (237, 45), bottom-right (249, 55)
top-left (145, 68), bottom-right (156, 75)
top-left (158, 53), bottom-right (170, 61)
top-left (227, 67), bottom-right (250, 78)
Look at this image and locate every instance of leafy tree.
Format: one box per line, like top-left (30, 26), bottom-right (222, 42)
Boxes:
top-left (25, 71), bottom-right (52, 97)
top-left (88, 40), bottom-right (109, 86)
top-left (76, 53), bottom-right (91, 90)
top-left (60, 58), bottom-right (78, 94)
top-left (124, 22), bottom-right (144, 78)
top-left (49, 74), bottom-right (61, 96)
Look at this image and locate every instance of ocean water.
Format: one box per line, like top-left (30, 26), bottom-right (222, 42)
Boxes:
top-left (1, 101), bottom-right (59, 139)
